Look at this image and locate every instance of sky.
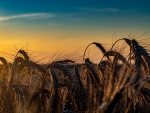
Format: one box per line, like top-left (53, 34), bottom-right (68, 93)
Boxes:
top-left (0, 0), bottom-right (150, 63)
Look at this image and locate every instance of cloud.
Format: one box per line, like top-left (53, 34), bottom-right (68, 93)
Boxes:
top-left (0, 13), bottom-right (55, 21)
top-left (71, 18), bottom-right (83, 22)
top-left (48, 23), bottom-right (58, 27)
top-left (78, 7), bottom-right (120, 12)
top-left (100, 8), bottom-right (120, 12)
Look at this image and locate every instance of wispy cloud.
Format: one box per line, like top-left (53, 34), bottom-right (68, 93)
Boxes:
top-left (48, 23), bottom-right (58, 27)
top-left (0, 13), bottom-right (55, 21)
top-left (78, 7), bottom-right (120, 12)
top-left (70, 18), bottom-right (83, 22)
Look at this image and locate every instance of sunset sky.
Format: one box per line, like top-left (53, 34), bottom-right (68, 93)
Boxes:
top-left (0, 0), bottom-right (150, 62)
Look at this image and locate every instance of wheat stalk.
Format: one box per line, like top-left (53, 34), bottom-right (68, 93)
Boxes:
top-left (83, 42), bottom-right (106, 62)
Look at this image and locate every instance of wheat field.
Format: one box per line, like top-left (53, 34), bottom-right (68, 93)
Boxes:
top-left (0, 38), bottom-right (150, 113)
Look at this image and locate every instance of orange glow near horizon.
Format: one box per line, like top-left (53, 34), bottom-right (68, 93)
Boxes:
top-left (0, 25), bottom-right (113, 63)
top-left (0, 24), bottom-right (150, 63)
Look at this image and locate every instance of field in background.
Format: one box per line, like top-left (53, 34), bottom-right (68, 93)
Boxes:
top-left (1, 38), bottom-right (150, 113)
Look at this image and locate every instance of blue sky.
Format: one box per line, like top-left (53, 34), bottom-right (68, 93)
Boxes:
top-left (0, 0), bottom-right (150, 29)
top-left (0, 0), bottom-right (150, 62)
top-left (0, 0), bottom-right (150, 23)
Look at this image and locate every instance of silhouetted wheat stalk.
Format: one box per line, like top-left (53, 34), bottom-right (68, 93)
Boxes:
top-left (1, 37), bottom-right (150, 113)
top-left (83, 42), bottom-right (107, 62)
